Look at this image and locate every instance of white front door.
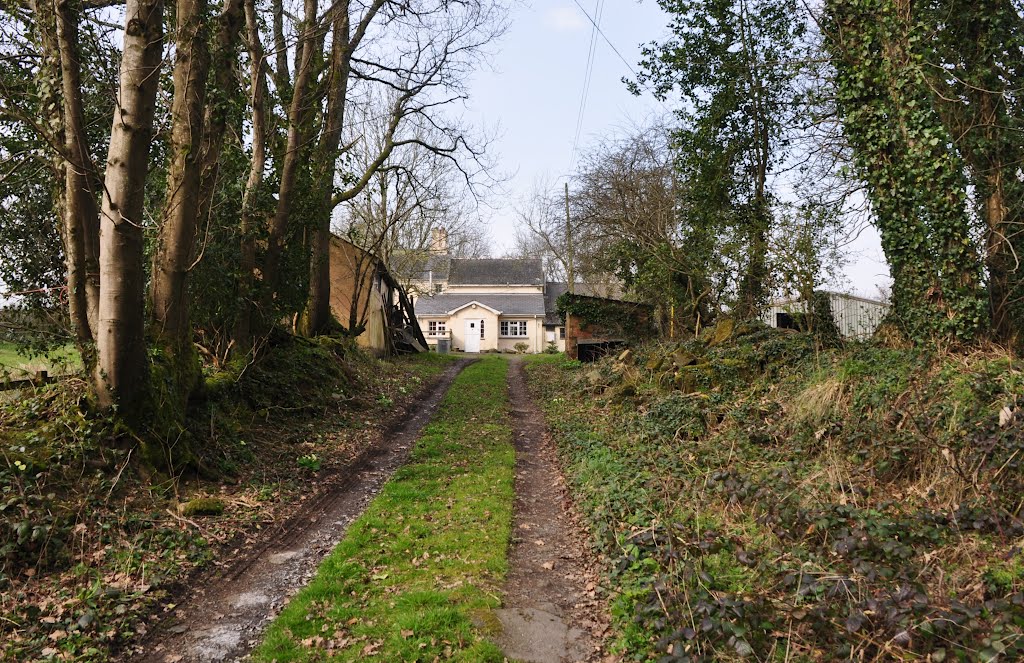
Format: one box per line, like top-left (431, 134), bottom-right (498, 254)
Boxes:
top-left (464, 319), bottom-right (481, 353)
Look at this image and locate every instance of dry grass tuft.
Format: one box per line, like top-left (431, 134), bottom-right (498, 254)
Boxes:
top-left (789, 377), bottom-right (848, 429)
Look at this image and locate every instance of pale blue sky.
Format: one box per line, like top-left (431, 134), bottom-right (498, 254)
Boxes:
top-left (465, 0), bottom-right (892, 296)
top-left (466, 1), bottom-right (670, 242)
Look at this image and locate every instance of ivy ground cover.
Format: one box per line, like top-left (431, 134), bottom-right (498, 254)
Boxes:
top-left (0, 340), bottom-right (452, 661)
top-left (526, 328), bottom-right (1024, 661)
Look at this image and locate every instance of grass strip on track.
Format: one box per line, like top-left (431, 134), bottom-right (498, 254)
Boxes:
top-left (253, 356), bottom-right (514, 662)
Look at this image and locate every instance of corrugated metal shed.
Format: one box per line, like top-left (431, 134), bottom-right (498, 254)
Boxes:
top-left (762, 292), bottom-right (888, 339)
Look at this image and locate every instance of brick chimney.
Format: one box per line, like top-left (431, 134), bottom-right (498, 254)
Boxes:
top-left (430, 226), bottom-right (448, 254)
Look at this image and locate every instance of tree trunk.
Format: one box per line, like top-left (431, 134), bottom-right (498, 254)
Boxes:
top-left (53, 0), bottom-right (101, 348)
top-left (233, 0), bottom-right (271, 354)
top-left (984, 168), bottom-right (1014, 340)
top-left (952, 4), bottom-right (1024, 347)
top-left (731, 0), bottom-right (770, 320)
top-left (33, 0), bottom-right (100, 353)
top-left (824, 0), bottom-right (986, 341)
top-left (271, 0), bottom-right (290, 94)
top-left (151, 0), bottom-right (211, 345)
top-left (195, 0), bottom-right (245, 222)
top-left (94, 0), bottom-right (164, 412)
top-left (259, 0), bottom-right (318, 312)
top-left (302, 1), bottom-right (353, 337)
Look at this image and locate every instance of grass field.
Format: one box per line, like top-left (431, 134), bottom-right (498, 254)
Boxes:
top-left (253, 356), bottom-right (515, 662)
top-left (0, 342), bottom-right (81, 377)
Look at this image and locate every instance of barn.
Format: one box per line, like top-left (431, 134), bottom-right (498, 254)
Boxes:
top-left (761, 291), bottom-right (888, 340)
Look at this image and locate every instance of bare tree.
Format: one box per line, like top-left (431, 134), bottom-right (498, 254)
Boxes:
top-left (225, 0), bottom-right (506, 342)
top-left (304, 0), bottom-right (506, 335)
top-left (334, 90), bottom-right (496, 331)
top-left (514, 122), bottom-right (680, 297)
top-left (513, 178), bottom-right (577, 283)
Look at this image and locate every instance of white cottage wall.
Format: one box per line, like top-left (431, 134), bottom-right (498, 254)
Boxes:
top-left (446, 305), bottom-right (501, 352)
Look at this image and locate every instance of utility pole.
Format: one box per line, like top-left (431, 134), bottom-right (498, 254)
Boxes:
top-left (564, 182), bottom-right (575, 294)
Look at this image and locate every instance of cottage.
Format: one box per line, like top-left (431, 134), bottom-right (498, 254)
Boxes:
top-left (412, 258), bottom-right (554, 353)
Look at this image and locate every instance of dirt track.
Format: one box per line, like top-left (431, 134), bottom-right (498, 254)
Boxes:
top-left (128, 359), bottom-right (472, 663)
top-left (493, 358), bottom-right (611, 663)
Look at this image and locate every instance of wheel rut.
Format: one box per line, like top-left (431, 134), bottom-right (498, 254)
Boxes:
top-left (128, 358), bottom-right (473, 663)
top-left (494, 358), bottom-right (611, 663)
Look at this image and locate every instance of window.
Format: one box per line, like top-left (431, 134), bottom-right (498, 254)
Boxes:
top-left (559, 326), bottom-right (565, 340)
top-left (480, 319), bottom-right (485, 339)
top-left (500, 320), bottom-right (528, 337)
top-left (433, 283), bottom-right (443, 294)
top-left (427, 320), bottom-right (446, 336)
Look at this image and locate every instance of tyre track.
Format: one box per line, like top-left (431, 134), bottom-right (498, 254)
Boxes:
top-left (129, 358), bottom-right (473, 663)
top-left (493, 358), bottom-right (611, 663)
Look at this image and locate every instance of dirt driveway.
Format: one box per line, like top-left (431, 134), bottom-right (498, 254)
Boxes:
top-left (492, 358), bottom-right (611, 663)
top-left (128, 359), bottom-right (472, 663)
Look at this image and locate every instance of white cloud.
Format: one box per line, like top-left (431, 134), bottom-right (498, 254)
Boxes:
top-left (543, 7), bottom-right (587, 32)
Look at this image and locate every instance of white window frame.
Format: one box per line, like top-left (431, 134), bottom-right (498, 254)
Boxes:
top-left (500, 320), bottom-right (529, 338)
top-left (427, 320), bottom-right (447, 336)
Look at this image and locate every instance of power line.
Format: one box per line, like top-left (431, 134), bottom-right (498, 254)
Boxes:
top-left (569, 0), bottom-right (642, 81)
top-left (569, 0), bottom-right (604, 174)
top-left (565, 0), bottom-right (674, 177)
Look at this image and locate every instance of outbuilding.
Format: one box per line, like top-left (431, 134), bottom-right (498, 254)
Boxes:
top-left (761, 291), bottom-right (888, 339)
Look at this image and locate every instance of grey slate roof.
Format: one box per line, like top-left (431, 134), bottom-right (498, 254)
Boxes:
top-left (448, 259), bottom-right (544, 286)
top-left (404, 253), bottom-right (450, 282)
top-left (414, 293), bottom-right (546, 316)
top-left (544, 282), bottom-right (570, 325)
top-left (421, 254), bottom-right (451, 280)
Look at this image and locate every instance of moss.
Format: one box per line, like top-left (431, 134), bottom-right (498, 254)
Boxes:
top-left (203, 368), bottom-right (240, 400)
top-left (237, 333), bottom-right (350, 411)
top-left (699, 549), bottom-right (757, 594)
top-left (180, 497), bottom-right (225, 517)
top-left (983, 555), bottom-right (1024, 594)
top-left (468, 607), bottom-right (505, 637)
top-left (707, 318), bottom-right (735, 346)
